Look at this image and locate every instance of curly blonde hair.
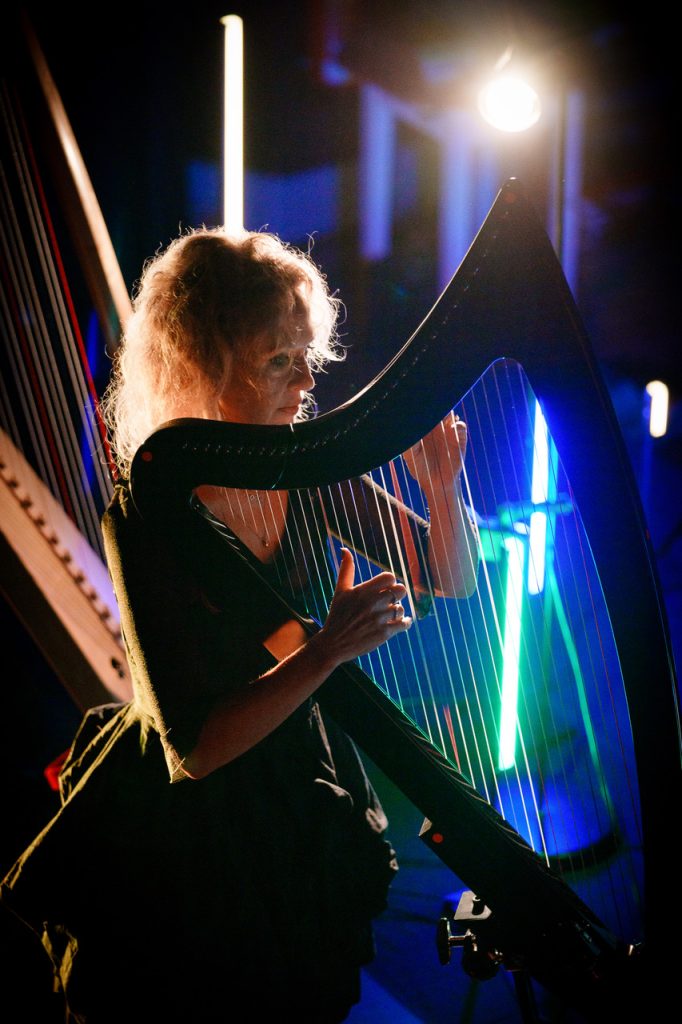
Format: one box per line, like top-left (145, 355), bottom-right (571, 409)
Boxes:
top-left (101, 227), bottom-right (343, 476)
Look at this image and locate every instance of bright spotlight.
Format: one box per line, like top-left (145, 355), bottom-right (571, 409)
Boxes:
top-left (478, 75), bottom-right (541, 132)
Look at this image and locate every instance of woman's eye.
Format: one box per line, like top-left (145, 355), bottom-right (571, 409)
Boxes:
top-left (269, 353), bottom-right (291, 370)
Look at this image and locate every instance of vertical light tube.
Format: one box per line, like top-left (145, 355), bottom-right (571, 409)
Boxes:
top-left (358, 83), bottom-right (395, 261)
top-left (547, 90), bottom-right (584, 296)
top-left (560, 90), bottom-right (584, 297)
top-left (528, 400), bottom-right (549, 595)
top-left (439, 109), bottom-right (476, 290)
top-left (221, 14), bottom-right (244, 233)
top-left (646, 380), bottom-right (669, 438)
top-left (498, 535), bottom-right (525, 770)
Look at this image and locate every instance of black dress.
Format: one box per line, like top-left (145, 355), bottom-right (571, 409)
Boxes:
top-left (0, 481), bottom-right (412, 1023)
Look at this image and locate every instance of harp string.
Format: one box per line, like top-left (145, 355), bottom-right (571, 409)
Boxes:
top-left (519, 379), bottom-right (590, 860)
top-left (551, 468), bottom-right (643, 931)
top-left (487, 364), bottom-right (558, 850)
top-left (357, 465), bottom-right (449, 729)
top-left (473, 364), bottom-right (598, 853)
top-left (363, 465), bottom-right (435, 726)
top-left (448, 382), bottom-right (545, 845)
top-left (477, 368), bottom-right (630, 937)
top-left (20, 92), bottom-right (114, 491)
top-left (0, 141), bottom-right (63, 503)
top-left (387, 451), bottom-right (500, 801)
top-left (412, 391), bottom-right (523, 821)
top-left (512, 372), bottom-right (600, 860)
top-left (0, 79), bottom-right (113, 559)
top-left (286, 488), bottom-right (331, 624)
top-left (517, 365), bottom-right (641, 931)
top-left (451, 454), bottom-right (509, 798)
top-left (478, 365), bottom-right (558, 849)
top-left (329, 477), bottom-right (406, 706)
top-left (201, 357), bottom-right (645, 943)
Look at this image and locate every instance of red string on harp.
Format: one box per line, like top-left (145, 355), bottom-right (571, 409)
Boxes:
top-left (16, 93), bottom-right (118, 482)
top-left (0, 251), bottom-right (78, 519)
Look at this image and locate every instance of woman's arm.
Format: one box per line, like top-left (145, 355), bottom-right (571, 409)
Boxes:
top-left (183, 549), bottom-right (411, 779)
top-left (403, 414), bottom-right (479, 598)
top-left (104, 488), bottom-right (412, 783)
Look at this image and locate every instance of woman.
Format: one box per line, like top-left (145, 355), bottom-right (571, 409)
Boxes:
top-left (2, 228), bottom-right (478, 1022)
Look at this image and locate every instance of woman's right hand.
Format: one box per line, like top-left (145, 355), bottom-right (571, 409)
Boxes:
top-left (184, 548), bottom-right (411, 779)
top-left (315, 548), bottom-right (412, 669)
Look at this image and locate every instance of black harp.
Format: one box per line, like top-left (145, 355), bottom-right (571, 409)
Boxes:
top-left (130, 180), bottom-right (680, 1015)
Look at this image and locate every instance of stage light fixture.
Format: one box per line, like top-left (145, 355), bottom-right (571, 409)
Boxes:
top-left (478, 73), bottom-right (541, 132)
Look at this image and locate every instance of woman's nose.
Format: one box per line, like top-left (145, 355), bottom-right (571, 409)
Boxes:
top-left (291, 356), bottom-right (315, 391)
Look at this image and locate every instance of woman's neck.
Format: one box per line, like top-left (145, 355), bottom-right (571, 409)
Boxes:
top-left (195, 485), bottom-right (288, 563)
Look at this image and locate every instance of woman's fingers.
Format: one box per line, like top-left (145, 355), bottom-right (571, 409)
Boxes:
top-left (371, 578), bottom-right (412, 630)
top-left (325, 562), bottom-right (412, 662)
top-left (335, 547), bottom-right (356, 592)
top-left (386, 599), bottom-right (412, 629)
top-left (404, 414), bottom-right (467, 476)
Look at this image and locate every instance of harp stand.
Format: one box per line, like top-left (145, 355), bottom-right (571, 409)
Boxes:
top-left (436, 891), bottom-right (542, 1024)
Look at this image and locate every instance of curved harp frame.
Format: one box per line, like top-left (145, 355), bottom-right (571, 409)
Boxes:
top-left (130, 180), bottom-right (680, 1011)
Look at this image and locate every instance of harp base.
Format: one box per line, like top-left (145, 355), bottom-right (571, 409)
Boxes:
top-left (437, 892), bottom-right (542, 1022)
top-left (436, 887), bottom-right (645, 1023)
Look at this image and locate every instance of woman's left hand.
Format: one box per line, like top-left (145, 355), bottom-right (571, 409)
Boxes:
top-left (403, 413), bottom-right (467, 490)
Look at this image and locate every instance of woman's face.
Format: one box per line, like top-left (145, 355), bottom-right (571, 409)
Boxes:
top-left (218, 318), bottom-right (316, 426)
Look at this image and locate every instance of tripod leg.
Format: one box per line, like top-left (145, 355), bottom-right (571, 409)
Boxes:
top-left (512, 970), bottom-right (541, 1024)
